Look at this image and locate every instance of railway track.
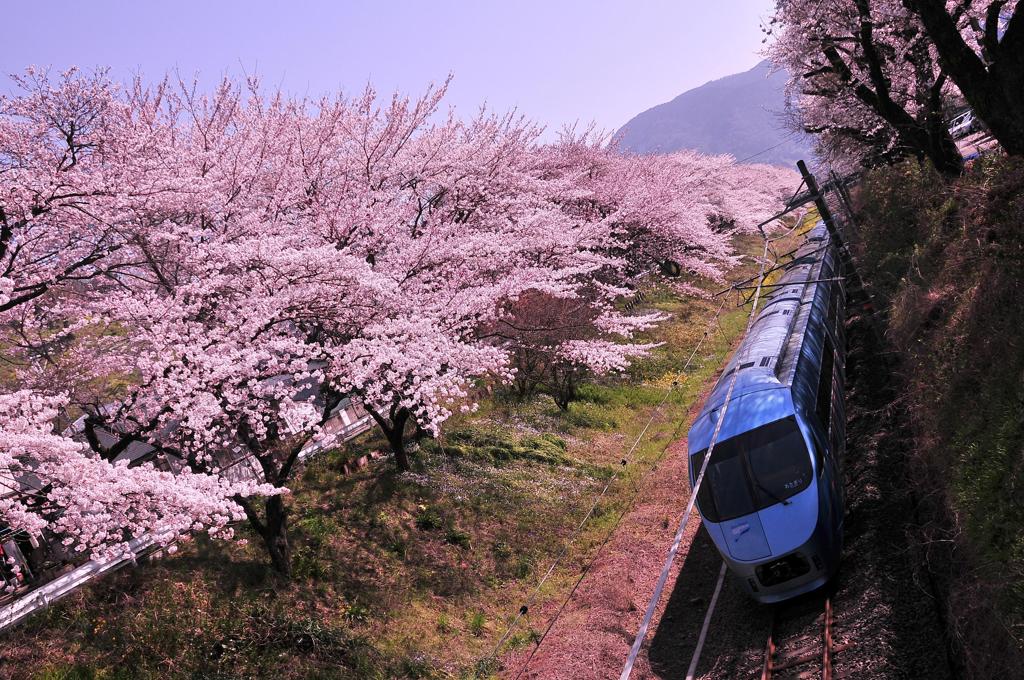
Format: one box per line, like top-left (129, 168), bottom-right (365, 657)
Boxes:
top-left (760, 597), bottom-right (854, 680)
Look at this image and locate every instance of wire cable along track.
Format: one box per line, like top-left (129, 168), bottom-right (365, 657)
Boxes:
top-left (615, 164), bottom-right (865, 680)
top-left (760, 597), bottom-right (854, 680)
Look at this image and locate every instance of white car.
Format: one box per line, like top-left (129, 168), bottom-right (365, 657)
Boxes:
top-left (948, 110), bottom-right (977, 139)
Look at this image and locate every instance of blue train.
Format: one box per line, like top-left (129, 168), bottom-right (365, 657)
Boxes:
top-left (687, 221), bottom-right (846, 603)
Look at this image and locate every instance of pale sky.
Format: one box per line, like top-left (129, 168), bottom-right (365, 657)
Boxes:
top-left (2, 1), bottom-right (775, 137)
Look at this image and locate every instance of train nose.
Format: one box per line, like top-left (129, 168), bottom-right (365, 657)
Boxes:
top-left (723, 514), bottom-right (772, 561)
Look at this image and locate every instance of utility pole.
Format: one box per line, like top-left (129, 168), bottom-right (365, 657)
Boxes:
top-left (797, 160), bottom-right (842, 244)
top-left (797, 160), bottom-right (876, 317)
top-left (797, 159), bottom-right (899, 380)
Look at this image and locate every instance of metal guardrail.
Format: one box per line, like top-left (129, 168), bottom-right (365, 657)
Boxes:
top-left (0, 531), bottom-right (170, 631)
top-left (297, 415), bottom-right (374, 460)
top-left (0, 414), bottom-right (377, 633)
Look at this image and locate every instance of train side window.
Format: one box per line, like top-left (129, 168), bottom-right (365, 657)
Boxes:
top-left (816, 335), bottom-right (835, 434)
top-left (830, 392), bottom-right (844, 458)
top-left (832, 282), bottom-right (844, 342)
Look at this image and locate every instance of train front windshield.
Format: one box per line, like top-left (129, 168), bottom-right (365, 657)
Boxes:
top-left (691, 417), bottom-right (812, 522)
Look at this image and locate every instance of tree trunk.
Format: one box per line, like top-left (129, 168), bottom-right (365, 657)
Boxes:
top-left (238, 493), bottom-right (292, 575)
top-left (391, 432), bottom-right (411, 471)
top-left (386, 408), bottom-right (411, 471)
top-left (513, 374), bottom-right (537, 400)
top-left (909, 0), bottom-right (1024, 155)
top-left (261, 495), bottom-right (291, 576)
top-left (913, 123), bottom-right (965, 176)
top-left (366, 405), bottom-right (412, 471)
top-left (554, 375), bottom-right (576, 411)
top-left (413, 422), bottom-right (433, 442)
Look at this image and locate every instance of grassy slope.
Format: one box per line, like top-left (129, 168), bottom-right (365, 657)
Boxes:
top-left (853, 157), bottom-right (1024, 677)
top-left (15, 231), bottom-right (789, 680)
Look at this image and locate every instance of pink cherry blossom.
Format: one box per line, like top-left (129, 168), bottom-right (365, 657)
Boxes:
top-left (1, 68), bottom-right (798, 573)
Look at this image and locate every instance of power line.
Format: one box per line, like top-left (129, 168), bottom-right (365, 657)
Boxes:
top-left (619, 198), bottom-right (801, 679)
top-left (483, 365), bottom-right (680, 666)
top-left (678, 171), bottom-right (861, 680)
top-left (502, 295), bottom-right (734, 680)
top-left (491, 176), bottom-right (811, 680)
top-left (731, 130), bottom-right (801, 165)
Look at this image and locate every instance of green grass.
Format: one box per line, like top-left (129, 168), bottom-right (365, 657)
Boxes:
top-left (16, 228), bottom-right (787, 680)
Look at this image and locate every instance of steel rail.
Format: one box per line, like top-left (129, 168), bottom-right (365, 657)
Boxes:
top-left (760, 597), bottom-right (853, 680)
top-left (684, 561), bottom-right (728, 680)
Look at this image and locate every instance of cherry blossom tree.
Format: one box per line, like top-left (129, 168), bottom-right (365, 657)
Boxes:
top-left (475, 139), bottom-right (799, 412)
top-left (306, 101), bottom-right (613, 469)
top-left (2, 67), bottom-right (802, 577)
top-left (0, 69), bottom-right (282, 566)
top-left (0, 68), bottom-right (195, 314)
top-left (0, 391), bottom-right (272, 567)
top-left (64, 76), bottom-right (389, 574)
top-left (768, 0), bottom-right (964, 174)
top-left (85, 240), bottom-right (372, 574)
top-left (315, 121), bottom-right (797, 462)
top-left (489, 291), bottom-right (660, 410)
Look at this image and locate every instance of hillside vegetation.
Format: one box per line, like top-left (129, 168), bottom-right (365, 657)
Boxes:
top-left (853, 157), bottom-right (1024, 678)
top-left (7, 237), bottom-right (779, 679)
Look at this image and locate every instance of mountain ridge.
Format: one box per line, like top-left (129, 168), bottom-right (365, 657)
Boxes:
top-left (614, 60), bottom-right (814, 167)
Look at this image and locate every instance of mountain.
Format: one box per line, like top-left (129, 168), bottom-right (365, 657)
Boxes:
top-left (614, 60), bottom-right (814, 167)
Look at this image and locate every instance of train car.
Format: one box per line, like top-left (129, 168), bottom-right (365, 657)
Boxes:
top-left (687, 221), bottom-right (847, 603)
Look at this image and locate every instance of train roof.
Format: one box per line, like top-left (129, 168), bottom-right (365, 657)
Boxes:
top-left (697, 221), bottom-right (834, 418)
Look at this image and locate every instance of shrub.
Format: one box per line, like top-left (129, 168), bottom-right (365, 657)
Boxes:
top-left (415, 506), bottom-right (443, 531)
top-left (444, 527), bottom-right (472, 549)
top-left (467, 611), bottom-right (486, 637)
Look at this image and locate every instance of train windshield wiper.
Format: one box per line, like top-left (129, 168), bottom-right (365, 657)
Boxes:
top-left (754, 479), bottom-right (791, 507)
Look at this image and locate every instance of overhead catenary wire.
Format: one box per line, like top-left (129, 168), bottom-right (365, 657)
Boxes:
top-left (731, 131), bottom-right (801, 166)
top-left (484, 383), bottom-right (675, 667)
top-left (619, 202), bottom-right (800, 680)
top-left (508, 404), bottom-right (696, 680)
top-left (484, 292), bottom-right (731, 670)
top-left (499, 196), bottom-right (802, 675)
top-left (677, 175), bottom-right (864, 680)
top-left (495, 184), bottom-right (811, 677)
top-left (500, 293), bottom-right (736, 679)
